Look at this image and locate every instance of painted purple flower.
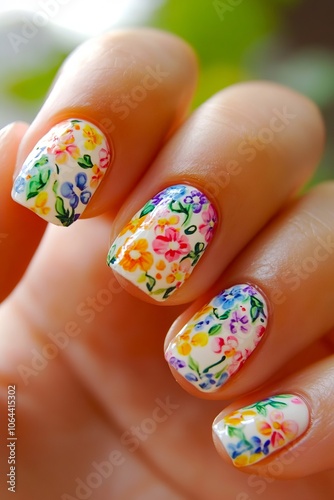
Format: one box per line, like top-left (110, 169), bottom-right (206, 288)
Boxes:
top-left (184, 190), bottom-right (207, 213)
top-left (61, 172), bottom-right (91, 209)
top-left (230, 311), bottom-right (249, 334)
top-left (241, 285), bottom-right (257, 296)
top-left (168, 357), bottom-right (186, 370)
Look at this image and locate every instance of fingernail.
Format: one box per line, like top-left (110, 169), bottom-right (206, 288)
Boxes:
top-left (107, 184), bottom-right (218, 301)
top-left (165, 284), bottom-right (268, 391)
top-left (213, 394), bottom-right (309, 467)
top-left (12, 119), bottom-right (111, 226)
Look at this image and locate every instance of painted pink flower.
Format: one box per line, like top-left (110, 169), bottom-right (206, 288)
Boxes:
top-left (152, 227), bottom-right (191, 262)
top-left (212, 335), bottom-right (239, 356)
top-left (99, 147), bottom-right (111, 168)
top-left (257, 410), bottom-right (299, 448)
top-left (47, 129), bottom-right (80, 164)
top-left (199, 204), bottom-right (217, 243)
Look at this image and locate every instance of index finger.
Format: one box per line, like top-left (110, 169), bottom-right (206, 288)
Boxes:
top-left (11, 29), bottom-right (197, 225)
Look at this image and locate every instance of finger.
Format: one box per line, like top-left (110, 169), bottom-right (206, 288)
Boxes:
top-left (11, 29), bottom-right (197, 226)
top-left (0, 123), bottom-right (46, 302)
top-left (107, 82), bottom-right (324, 303)
top-left (164, 182), bottom-right (334, 397)
top-left (212, 355), bottom-right (334, 477)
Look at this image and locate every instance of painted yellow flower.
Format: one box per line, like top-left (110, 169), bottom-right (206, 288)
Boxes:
top-left (119, 216), bottom-right (147, 236)
top-left (193, 304), bottom-right (213, 321)
top-left (155, 214), bottom-right (180, 234)
top-left (83, 124), bottom-right (103, 150)
top-left (233, 452), bottom-right (263, 467)
top-left (176, 330), bottom-right (208, 356)
top-left (30, 192), bottom-right (51, 216)
top-left (191, 332), bottom-right (208, 347)
top-left (223, 409), bottom-right (257, 426)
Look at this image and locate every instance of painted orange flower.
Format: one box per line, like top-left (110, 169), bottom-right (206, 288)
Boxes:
top-left (118, 239), bottom-right (153, 273)
top-left (83, 124), bottom-right (103, 150)
top-left (90, 164), bottom-right (104, 188)
top-left (166, 259), bottom-right (191, 284)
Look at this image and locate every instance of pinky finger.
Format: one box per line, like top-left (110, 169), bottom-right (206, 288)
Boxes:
top-left (212, 354), bottom-right (334, 478)
top-left (0, 123), bottom-right (46, 301)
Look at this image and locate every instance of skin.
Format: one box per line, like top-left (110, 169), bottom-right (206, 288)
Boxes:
top-left (0, 30), bottom-right (333, 499)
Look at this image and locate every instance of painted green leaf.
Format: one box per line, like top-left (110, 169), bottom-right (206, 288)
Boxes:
top-left (77, 154), bottom-right (93, 169)
top-left (268, 401), bottom-right (288, 409)
top-left (163, 286), bottom-right (176, 299)
top-left (139, 203), bottom-right (155, 218)
top-left (213, 308), bottom-right (230, 321)
top-left (151, 288), bottom-right (167, 295)
top-left (145, 273), bottom-right (156, 292)
top-left (208, 323), bottom-right (222, 335)
top-left (26, 170), bottom-right (51, 200)
top-left (194, 242), bottom-right (205, 254)
top-left (52, 180), bottom-right (59, 195)
top-left (34, 154), bottom-right (49, 169)
top-left (227, 426), bottom-right (245, 441)
top-left (55, 196), bottom-right (68, 217)
top-left (184, 224), bottom-right (197, 235)
top-left (26, 181), bottom-right (41, 200)
top-left (250, 295), bottom-right (265, 322)
top-left (254, 404), bottom-right (268, 417)
top-left (188, 355), bottom-right (200, 375)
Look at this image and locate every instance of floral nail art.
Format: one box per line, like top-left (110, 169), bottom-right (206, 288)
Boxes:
top-left (165, 284), bottom-right (268, 391)
top-left (12, 119), bottom-right (111, 226)
top-left (107, 184), bottom-right (218, 301)
top-left (213, 394), bottom-right (309, 467)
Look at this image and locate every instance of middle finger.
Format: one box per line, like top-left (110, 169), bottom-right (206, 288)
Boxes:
top-left (108, 82), bottom-right (324, 304)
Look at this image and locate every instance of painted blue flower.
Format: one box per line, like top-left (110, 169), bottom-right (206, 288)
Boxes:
top-left (194, 314), bottom-right (214, 330)
top-left (216, 371), bottom-right (229, 388)
top-left (14, 176), bottom-right (26, 194)
top-left (183, 190), bottom-right (207, 213)
top-left (199, 378), bottom-right (216, 390)
top-left (226, 440), bottom-right (253, 460)
top-left (213, 286), bottom-right (246, 310)
top-left (185, 373), bottom-right (199, 382)
top-left (60, 172), bottom-right (91, 209)
top-left (249, 436), bottom-right (270, 456)
top-left (168, 357), bottom-right (186, 370)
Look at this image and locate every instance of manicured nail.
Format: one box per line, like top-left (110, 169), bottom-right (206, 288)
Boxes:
top-left (213, 394), bottom-right (309, 467)
top-left (12, 118), bottom-right (111, 226)
top-left (107, 184), bottom-right (218, 301)
top-left (165, 284), bottom-right (268, 391)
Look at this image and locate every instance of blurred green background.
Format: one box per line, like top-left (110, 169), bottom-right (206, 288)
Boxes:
top-left (0, 0), bottom-right (333, 183)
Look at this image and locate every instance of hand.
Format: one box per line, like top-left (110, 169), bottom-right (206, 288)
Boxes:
top-left (1, 29), bottom-right (333, 500)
